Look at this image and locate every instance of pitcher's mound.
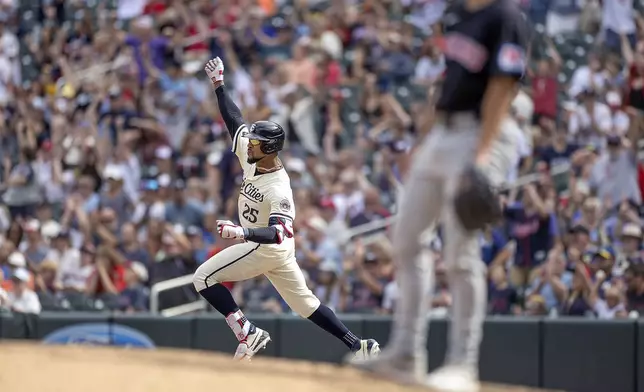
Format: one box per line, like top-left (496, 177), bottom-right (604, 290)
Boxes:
top-left (0, 343), bottom-right (554, 392)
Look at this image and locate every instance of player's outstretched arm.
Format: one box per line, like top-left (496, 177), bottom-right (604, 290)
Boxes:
top-left (204, 57), bottom-right (247, 142)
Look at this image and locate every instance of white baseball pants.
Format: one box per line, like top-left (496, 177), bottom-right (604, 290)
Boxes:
top-left (192, 240), bottom-right (321, 317)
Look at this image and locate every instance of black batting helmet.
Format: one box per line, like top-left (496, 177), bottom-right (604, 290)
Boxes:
top-left (247, 121), bottom-right (285, 154)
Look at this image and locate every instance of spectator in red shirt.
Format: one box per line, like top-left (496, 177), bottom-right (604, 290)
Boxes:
top-left (143, 0), bottom-right (168, 16)
top-left (87, 249), bottom-right (128, 309)
top-left (531, 39), bottom-right (561, 126)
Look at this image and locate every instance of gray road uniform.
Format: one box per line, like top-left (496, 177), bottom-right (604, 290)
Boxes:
top-left (386, 0), bottom-right (529, 376)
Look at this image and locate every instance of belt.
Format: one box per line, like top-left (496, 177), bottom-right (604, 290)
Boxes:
top-left (435, 111), bottom-right (479, 128)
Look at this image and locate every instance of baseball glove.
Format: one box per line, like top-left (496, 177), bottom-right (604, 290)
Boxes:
top-left (453, 164), bottom-right (502, 231)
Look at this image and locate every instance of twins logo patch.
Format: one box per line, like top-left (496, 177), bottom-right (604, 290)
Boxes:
top-left (279, 199), bottom-right (291, 212)
top-left (497, 43), bottom-right (526, 74)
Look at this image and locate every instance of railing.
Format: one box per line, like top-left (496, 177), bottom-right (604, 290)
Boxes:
top-left (149, 274), bottom-right (207, 316)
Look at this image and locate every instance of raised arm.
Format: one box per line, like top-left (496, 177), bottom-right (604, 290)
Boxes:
top-left (205, 57), bottom-right (246, 139)
top-left (205, 57), bottom-right (252, 168)
top-left (215, 84), bottom-right (246, 141)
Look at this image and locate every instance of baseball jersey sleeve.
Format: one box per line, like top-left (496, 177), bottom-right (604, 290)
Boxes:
top-left (488, 9), bottom-right (529, 79)
top-left (268, 187), bottom-right (296, 223)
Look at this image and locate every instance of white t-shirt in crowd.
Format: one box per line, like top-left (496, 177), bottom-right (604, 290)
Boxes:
top-left (568, 101), bottom-right (613, 146)
top-left (45, 248), bottom-right (82, 289)
top-left (132, 200), bottom-right (166, 224)
top-left (405, 0), bottom-right (446, 35)
top-left (331, 191), bottom-right (365, 221)
top-left (33, 158), bottom-right (64, 203)
top-left (506, 120), bottom-right (532, 183)
top-left (568, 66), bottom-right (608, 98)
top-left (8, 289), bottom-right (41, 314)
top-left (0, 54), bottom-right (12, 104)
top-left (106, 156), bottom-right (141, 203)
top-left (0, 286), bottom-right (8, 308)
top-left (415, 56), bottom-right (445, 82)
top-left (117, 0), bottom-right (147, 20)
top-left (594, 299), bottom-right (626, 319)
top-left (602, 0), bottom-right (636, 34)
top-left (613, 111), bottom-right (630, 135)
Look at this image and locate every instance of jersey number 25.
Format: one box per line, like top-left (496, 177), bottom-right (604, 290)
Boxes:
top-left (242, 203), bottom-right (259, 223)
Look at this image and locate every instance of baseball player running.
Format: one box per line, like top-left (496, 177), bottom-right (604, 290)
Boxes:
top-left (352, 0), bottom-right (528, 391)
top-left (193, 57), bottom-right (380, 362)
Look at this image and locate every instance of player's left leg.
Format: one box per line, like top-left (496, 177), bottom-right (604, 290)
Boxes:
top-left (264, 260), bottom-right (381, 361)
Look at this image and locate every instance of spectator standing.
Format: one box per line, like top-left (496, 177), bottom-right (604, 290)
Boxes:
top-left (589, 136), bottom-right (641, 207)
top-left (506, 184), bottom-right (558, 288)
top-left (2, 147), bottom-right (43, 219)
top-left (601, 0), bottom-right (637, 51)
top-left (568, 89), bottom-right (612, 148)
top-left (530, 42), bottom-right (560, 127)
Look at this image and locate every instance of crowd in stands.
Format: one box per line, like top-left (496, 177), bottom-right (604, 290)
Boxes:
top-left (1, 0), bottom-right (644, 321)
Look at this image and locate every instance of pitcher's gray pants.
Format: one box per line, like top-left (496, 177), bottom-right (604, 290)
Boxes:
top-left (387, 113), bottom-right (517, 373)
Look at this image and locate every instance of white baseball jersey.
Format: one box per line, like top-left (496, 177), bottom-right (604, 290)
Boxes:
top-left (232, 124), bottom-right (296, 235)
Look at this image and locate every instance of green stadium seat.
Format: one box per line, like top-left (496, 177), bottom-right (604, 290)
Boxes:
top-left (260, 45), bottom-right (291, 62)
top-left (392, 83), bottom-right (413, 111)
top-left (409, 82), bottom-right (428, 102)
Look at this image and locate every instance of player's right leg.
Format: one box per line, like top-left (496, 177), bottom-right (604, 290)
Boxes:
top-left (264, 261), bottom-right (381, 361)
top-left (351, 133), bottom-right (447, 384)
top-left (192, 242), bottom-right (270, 361)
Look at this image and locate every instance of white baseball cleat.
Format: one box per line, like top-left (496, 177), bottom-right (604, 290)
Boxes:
top-left (233, 326), bottom-right (271, 361)
top-left (425, 365), bottom-right (481, 392)
top-left (348, 348), bottom-right (427, 385)
top-left (350, 339), bottom-right (381, 363)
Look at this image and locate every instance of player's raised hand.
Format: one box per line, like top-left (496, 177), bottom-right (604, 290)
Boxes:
top-left (216, 219), bottom-right (245, 240)
top-left (204, 57), bottom-right (224, 85)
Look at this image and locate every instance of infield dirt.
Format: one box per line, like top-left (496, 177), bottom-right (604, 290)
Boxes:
top-left (0, 343), bottom-right (559, 392)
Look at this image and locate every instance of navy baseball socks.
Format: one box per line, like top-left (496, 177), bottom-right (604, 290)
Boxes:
top-left (308, 304), bottom-right (360, 349)
top-left (307, 304), bottom-right (380, 360)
